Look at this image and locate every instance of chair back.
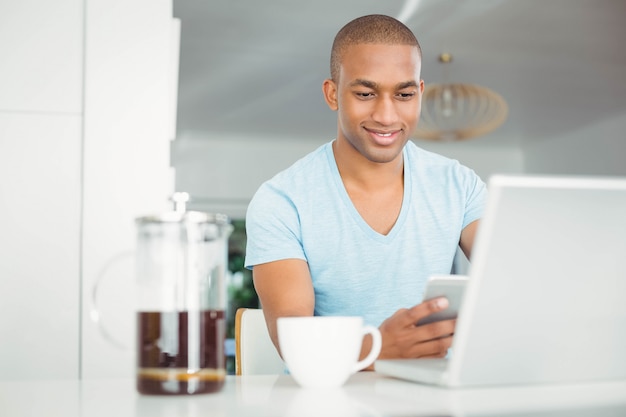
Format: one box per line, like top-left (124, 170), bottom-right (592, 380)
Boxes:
top-left (235, 308), bottom-right (285, 375)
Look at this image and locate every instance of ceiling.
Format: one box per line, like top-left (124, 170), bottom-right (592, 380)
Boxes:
top-left (173, 0), bottom-right (626, 147)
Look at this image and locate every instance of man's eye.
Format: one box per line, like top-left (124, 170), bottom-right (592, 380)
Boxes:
top-left (397, 92), bottom-right (415, 100)
top-left (355, 92), bottom-right (374, 99)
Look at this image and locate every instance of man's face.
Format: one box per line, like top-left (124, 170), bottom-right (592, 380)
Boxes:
top-left (325, 43), bottom-right (423, 164)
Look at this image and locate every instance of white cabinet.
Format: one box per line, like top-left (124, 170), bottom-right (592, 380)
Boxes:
top-left (0, 0), bottom-right (83, 381)
top-left (0, 0), bottom-right (178, 380)
top-left (80, 0), bottom-right (179, 378)
top-left (0, 0), bottom-right (83, 113)
top-left (0, 113), bottom-right (81, 380)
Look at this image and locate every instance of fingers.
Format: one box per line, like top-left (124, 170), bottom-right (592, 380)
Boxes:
top-left (378, 301), bottom-right (456, 360)
top-left (379, 318), bottom-right (456, 359)
top-left (411, 321), bottom-right (455, 356)
top-left (418, 318), bottom-right (456, 340)
top-left (404, 331), bottom-right (453, 358)
top-left (400, 297), bottom-right (449, 327)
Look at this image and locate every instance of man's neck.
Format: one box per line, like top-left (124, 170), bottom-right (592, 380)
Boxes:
top-left (332, 139), bottom-right (404, 192)
top-left (332, 138), bottom-right (405, 235)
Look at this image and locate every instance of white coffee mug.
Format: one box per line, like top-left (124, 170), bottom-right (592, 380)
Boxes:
top-left (277, 316), bottom-right (382, 389)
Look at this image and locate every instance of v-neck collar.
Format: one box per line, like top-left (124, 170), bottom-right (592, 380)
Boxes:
top-left (326, 142), bottom-right (411, 243)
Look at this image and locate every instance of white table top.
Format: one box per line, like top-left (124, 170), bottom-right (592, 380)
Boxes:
top-left (2, 372), bottom-right (625, 417)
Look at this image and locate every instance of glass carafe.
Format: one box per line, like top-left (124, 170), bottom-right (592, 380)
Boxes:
top-left (135, 193), bottom-right (232, 395)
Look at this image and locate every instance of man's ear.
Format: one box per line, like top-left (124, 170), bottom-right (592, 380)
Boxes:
top-left (322, 79), bottom-right (338, 111)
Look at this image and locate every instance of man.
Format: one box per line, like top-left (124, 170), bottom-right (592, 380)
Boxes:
top-left (245, 14), bottom-right (486, 367)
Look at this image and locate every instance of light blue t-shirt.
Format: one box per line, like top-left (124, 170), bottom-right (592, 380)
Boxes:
top-left (245, 141), bottom-right (486, 327)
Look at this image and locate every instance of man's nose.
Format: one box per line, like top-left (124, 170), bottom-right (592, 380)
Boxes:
top-left (371, 96), bottom-right (399, 125)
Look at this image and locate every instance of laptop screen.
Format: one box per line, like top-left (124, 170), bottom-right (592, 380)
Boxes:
top-left (450, 174), bottom-right (626, 386)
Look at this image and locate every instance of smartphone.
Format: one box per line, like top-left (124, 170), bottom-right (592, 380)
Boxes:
top-left (415, 275), bottom-right (468, 326)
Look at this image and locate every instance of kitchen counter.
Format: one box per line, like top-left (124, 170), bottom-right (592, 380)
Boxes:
top-left (2, 372), bottom-right (625, 417)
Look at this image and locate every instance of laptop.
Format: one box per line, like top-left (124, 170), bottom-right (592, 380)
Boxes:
top-left (375, 174), bottom-right (626, 387)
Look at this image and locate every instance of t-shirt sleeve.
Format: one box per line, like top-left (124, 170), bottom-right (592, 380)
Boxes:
top-left (462, 167), bottom-right (488, 229)
top-left (244, 181), bottom-right (306, 269)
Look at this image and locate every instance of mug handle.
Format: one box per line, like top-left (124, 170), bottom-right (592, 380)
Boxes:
top-left (90, 250), bottom-right (134, 350)
top-left (352, 325), bottom-right (382, 372)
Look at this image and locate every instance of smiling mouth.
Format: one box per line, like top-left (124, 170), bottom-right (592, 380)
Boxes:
top-left (366, 128), bottom-right (401, 144)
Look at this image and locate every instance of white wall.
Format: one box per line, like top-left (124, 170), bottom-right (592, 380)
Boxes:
top-left (522, 113), bottom-right (626, 176)
top-left (172, 134), bottom-right (327, 218)
top-left (417, 138), bottom-right (525, 181)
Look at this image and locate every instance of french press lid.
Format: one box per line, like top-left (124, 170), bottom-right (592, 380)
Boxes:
top-left (135, 192), bottom-right (231, 226)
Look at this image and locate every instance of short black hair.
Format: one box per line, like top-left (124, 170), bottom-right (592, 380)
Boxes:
top-left (330, 14), bottom-right (422, 81)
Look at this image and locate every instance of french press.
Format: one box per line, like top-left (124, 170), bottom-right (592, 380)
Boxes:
top-left (134, 192), bottom-right (233, 395)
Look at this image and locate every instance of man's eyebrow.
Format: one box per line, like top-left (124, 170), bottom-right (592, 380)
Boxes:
top-left (348, 79), bottom-right (418, 90)
top-left (349, 79), bottom-right (377, 89)
top-left (397, 81), bottom-right (418, 89)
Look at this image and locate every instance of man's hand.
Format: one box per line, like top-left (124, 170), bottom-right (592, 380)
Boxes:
top-left (360, 297), bottom-right (455, 370)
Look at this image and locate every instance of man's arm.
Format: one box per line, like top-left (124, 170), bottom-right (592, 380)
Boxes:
top-left (255, 258), bottom-right (455, 368)
top-left (253, 255), bottom-right (467, 368)
top-left (459, 219), bottom-right (480, 260)
top-left (252, 258), bottom-right (315, 357)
